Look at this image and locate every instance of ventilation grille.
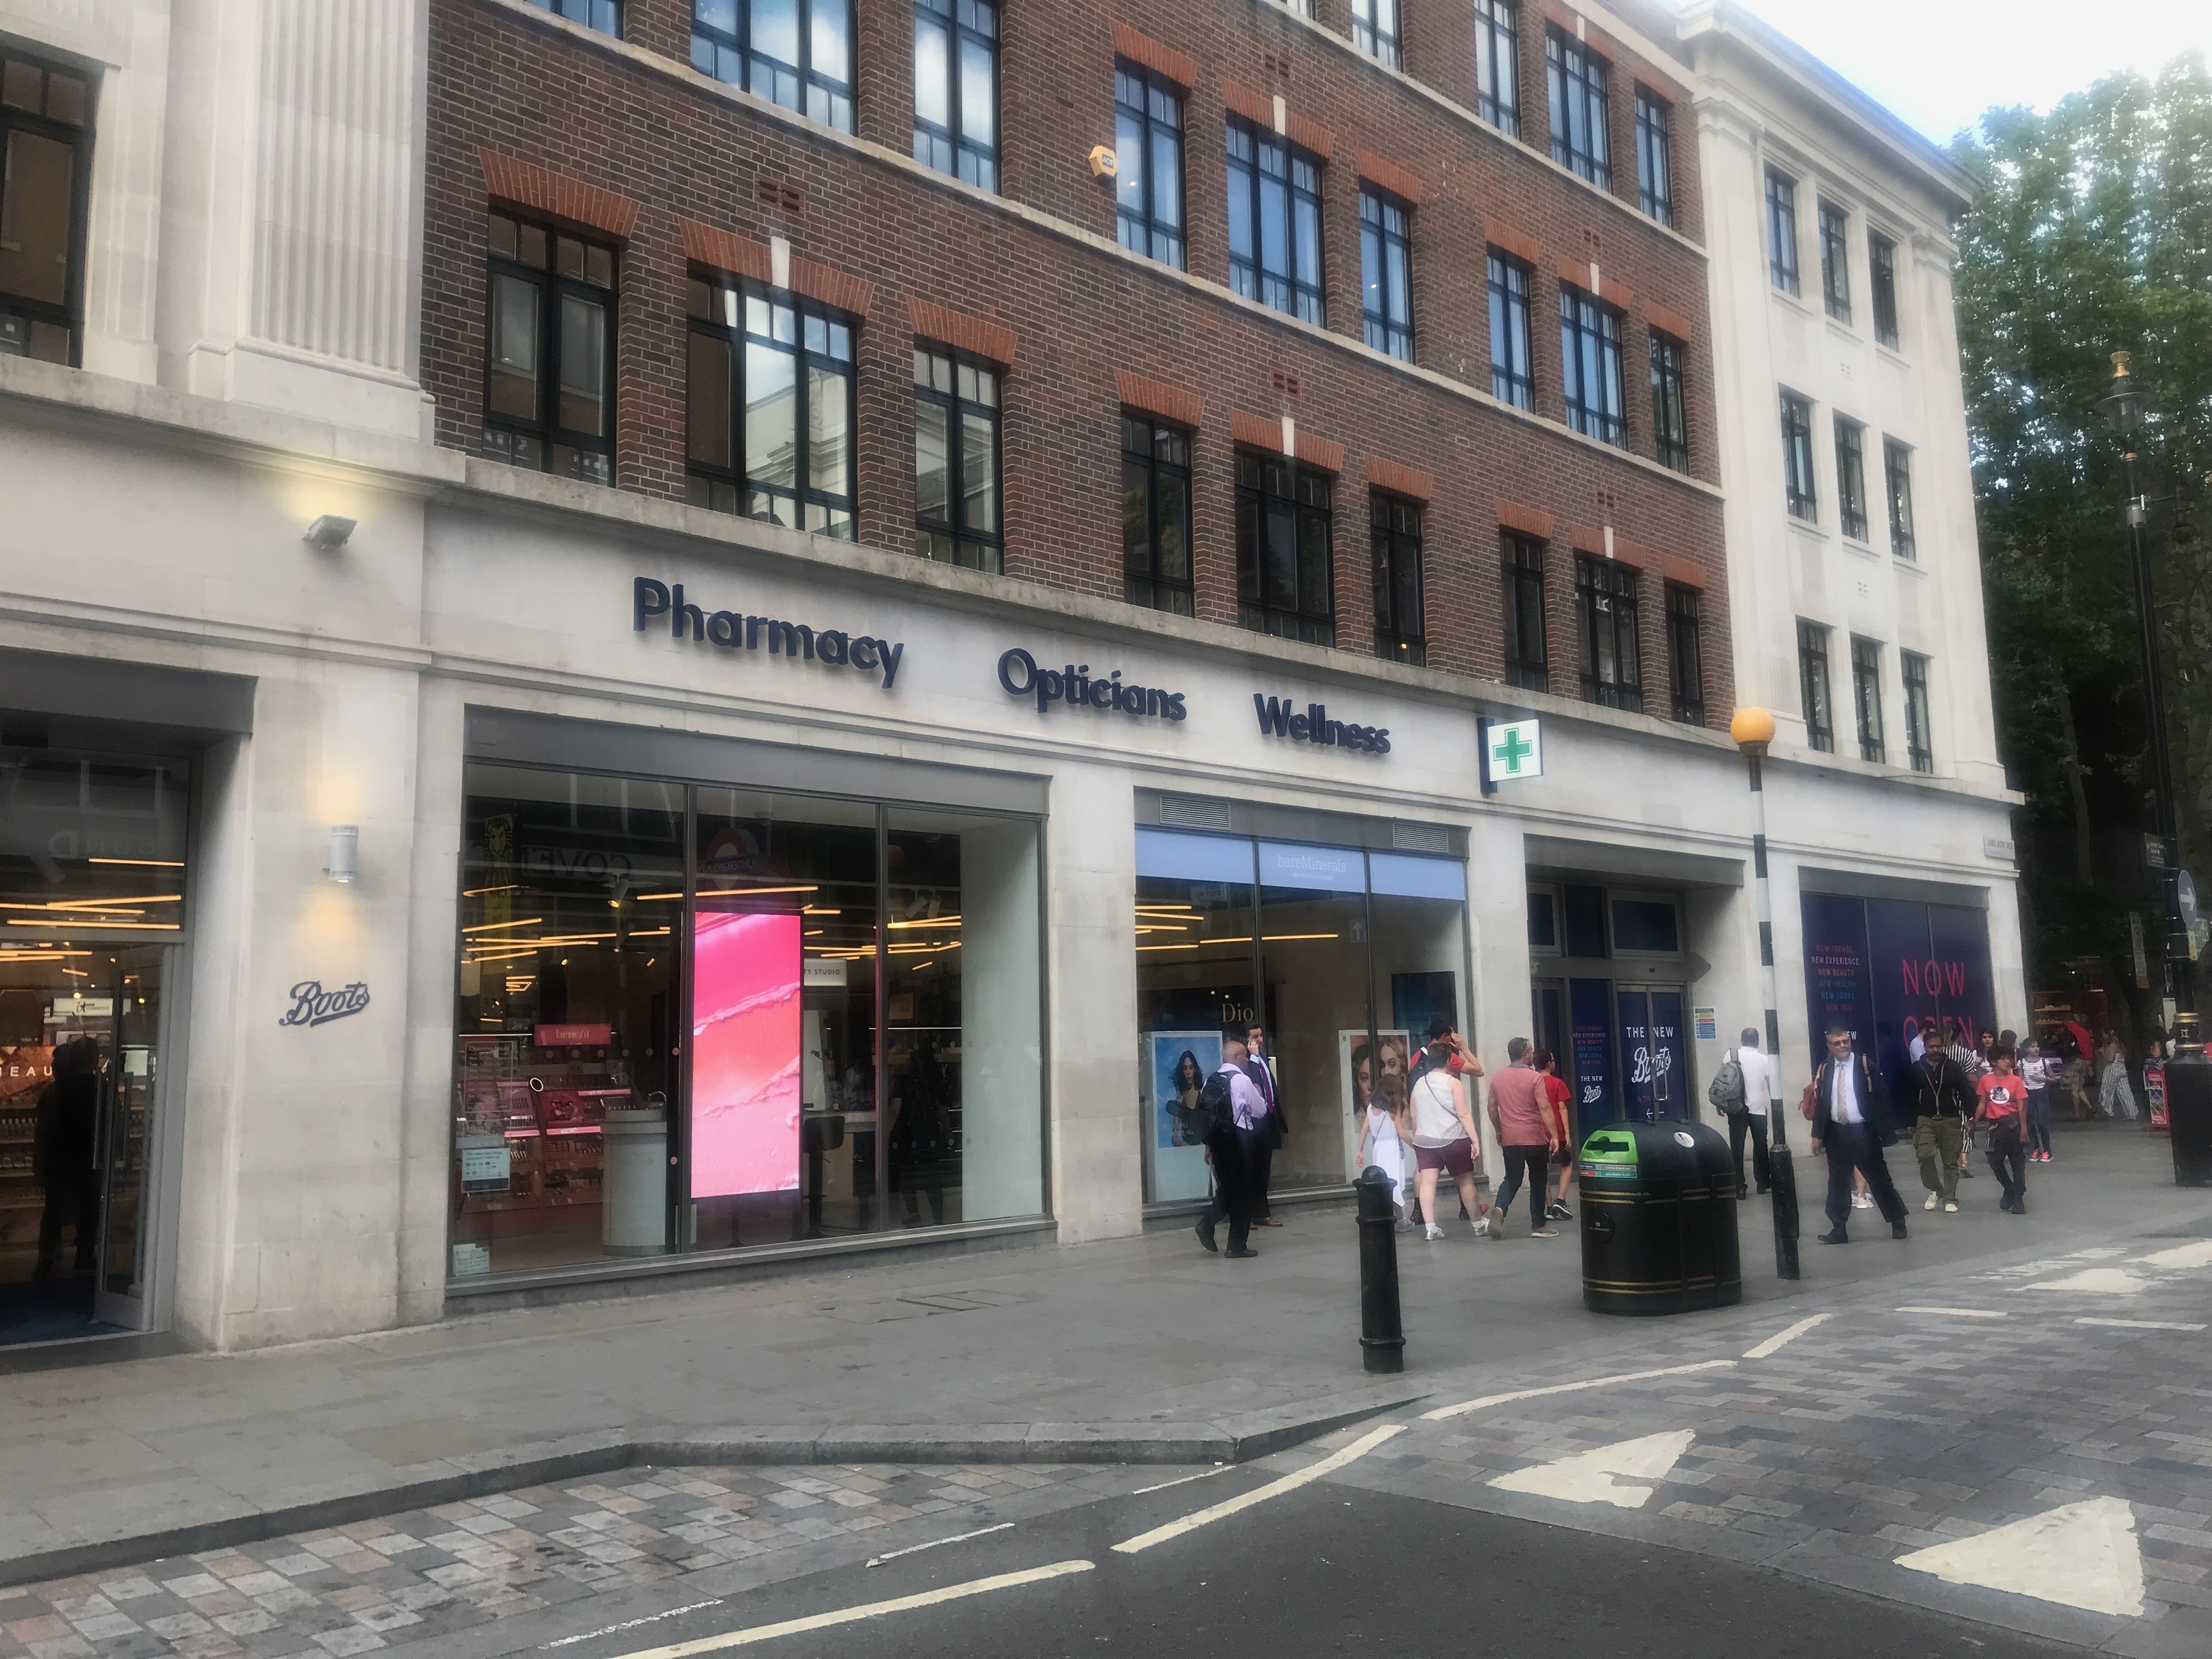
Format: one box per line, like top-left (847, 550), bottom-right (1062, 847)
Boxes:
top-left (756, 174), bottom-right (804, 215)
top-left (1391, 821), bottom-right (1450, 854)
top-left (1159, 794), bottom-right (1234, 831)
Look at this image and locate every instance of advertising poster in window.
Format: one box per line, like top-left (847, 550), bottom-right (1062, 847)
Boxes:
top-left (1143, 1031), bottom-right (1220, 1203)
top-left (1649, 990), bottom-right (1687, 1121)
top-left (689, 910), bottom-right (803, 1198)
top-left (1339, 1029), bottom-right (1410, 1177)
top-left (1800, 894), bottom-right (1876, 1072)
top-left (1569, 977), bottom-right (1615, 1122)
top-left (1618, 989), bottom-right (1654, 1122)
top-left (1818, 895), bottom-right (1997, 1094)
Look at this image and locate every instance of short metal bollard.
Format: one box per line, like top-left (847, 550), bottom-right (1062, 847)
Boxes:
top-left (1354, 1166), bottom-right (1404, 1373)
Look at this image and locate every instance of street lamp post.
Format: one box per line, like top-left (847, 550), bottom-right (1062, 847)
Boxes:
top-left (1730, 707), bottom-right (1800, 1279)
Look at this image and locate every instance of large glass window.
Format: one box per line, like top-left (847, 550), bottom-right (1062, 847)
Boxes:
top-left (915, 345), bottom-right (1002, 572)
top-left (1852, 635), bottom-right (1886, 763)
top-left (1819, 201), bottom-right (1850, 321)
top-left (1835, 415), bottom-right (1869, 541)
top-left (1227, 122), bottom-right (1325, 327)
top-left (1767, 168), bottom-right (1799, 294)
top-left (1780, 390), bottom-right (1816, 521)
top-left (526, 0), bottom-right (620, 34)
top-left (1359, 188), bottom-right (1414, 361)
top-left (1352, 0), bottom-right (1401, 67)
top-left (1576, 555), bottom-right (1640, 712)
top-left (1903, 651), bottom-right (1934, 774)
top-left (1634, 89), bottom-right (1672, 226)
top-left (913, 0), bottom-right (997, 191)
top-left (1122, 413), bottom-right (1194, 616)
top-left (1503, 533), bottom-right (1548, 692)
top-left (450, 768), bottom-right (1043, 1282)
top-left (685, 273), bottom-right (854, 537)
top-left (1798, 619), bottom-right (1834, 752)
top-left (1114, 66), bottom-right (1184, 268)
top-left (1547, 30), bottom-right (1610, 188)
top-left (1560, 285), bottom-right (1625, 447)
top-left (1870, 230), bottom-right (1900, 348)
top-left (1649, 329), bottom-right (1688, 472)
top-left (0, 46), bottom-right (91, 364)
top-left (1885, 437), bottom-right (1916, 558)
top-left (1488, 252), bottom-right (1534, 410)
top-left (692, 0), bottom-right (854, 132)
top-left (1474, 0), bottom-right (1520, 136)
top-left (1370, 493), bottom-right (1425, 666)
top-left (1236, 452), bottom-right (1334, 645)
top-left (1666, 583), bottom-right (1704, 726)
top-left (484, 212), bottom-right (615, 484)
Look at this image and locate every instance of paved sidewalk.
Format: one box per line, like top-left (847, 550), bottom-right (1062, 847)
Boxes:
top-left (1, 1118), bottom-right (2196, 1588)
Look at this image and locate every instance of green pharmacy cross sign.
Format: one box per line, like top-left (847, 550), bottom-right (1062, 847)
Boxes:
top-left (1482, 717), bottom-right (1543, 791)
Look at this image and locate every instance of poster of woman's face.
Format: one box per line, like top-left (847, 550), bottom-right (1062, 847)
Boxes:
top-left (1149, 1031), bottom-right (1223, 1149)
top-left (1338, 1031), bottom-right (1410, 1175)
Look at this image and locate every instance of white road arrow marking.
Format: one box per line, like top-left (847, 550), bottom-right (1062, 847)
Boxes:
top-left (2140, 1240), bottom-right (2212, 1269)
top-left (2025, 1268), bottom-right (2148, 1295)
top-left (1488, 1430), bottom-right (1695, 1510)
top-left (1896, 1498), bottom-right (2143, 1617)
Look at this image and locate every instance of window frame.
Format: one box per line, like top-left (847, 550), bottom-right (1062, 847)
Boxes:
top-left (1884, 437), bottom-right (1916, 559)
top-left (912, 0), bottom-right (999, 191)
top-left (1236, 450), bottom-right (1335, 646)
top-left (1546, 29), bottom-right (1611, 188)
top-left (1487, 251), bottom-right (1535, 410)
top-left (1560, 284), bottom-right (1626, 448)
top-left (1648, 328), bottom-right (1689, 472)
top-left (691, 0), bottom-right (855, 133)
top-left (1226, 120), bottom-right (1327, 327)
top-left (1766, 167), bottom-right (1799, 295)
top-left (1351, 0), bottom-right (1402, 69)
top-left (1850, 635), bottom-right (1885, 763)
top-left (913, 344), bottom-right (1004, 573)
top-left (1818, 201), bottom-right (1851, 322)
top-left (527, 0), bottom-right (620, 35)
top-left (1113, 64), bottom-right (1185, 269)
top-left (1902, 651), bottom-right (1934, 774)
top-left (1575, 555), bottom-right (1642, 713)
top-left (683, 272), bottom-right (857, 538)
top-left (1869, 230), bottom-right (1900, 348)
top-left (1474, 0), bottom-right (1520, 136)
top-left (1502, 533), bottom-right (1549, 693)
top-left (1609, 889), bottom-right (1683, 960)
top-left (1798, 619), bottom-right (1835, 753)
top-left (0, 46), bottom-right (96, 367)
top-left (1634, 88), bottom-right (1673, 227)
top-left (1665, 582), bottom-right (1705, 726)
top-left (482, 211), bottom-right (618, 485)
top-left (1370, 492), bottom-right (1425, 666)
top-left (1834, 415), bottom-right (1869, 542)
top-left (1122, 412), bottom-right (1195, 617)
top-left (1359, 187), bottom-right (1414, 362)
top-left (1780, 390), bottom-right (1816, 522)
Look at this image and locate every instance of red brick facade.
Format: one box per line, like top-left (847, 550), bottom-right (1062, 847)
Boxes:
top-left (423, 0), bottom-right (1731, 721)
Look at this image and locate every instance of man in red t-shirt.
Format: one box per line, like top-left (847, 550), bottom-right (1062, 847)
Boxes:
top-left (1978, 1045), bottom-right (2030, 1215)
top-left (1483, 1037), bottom-right (1562, 1239)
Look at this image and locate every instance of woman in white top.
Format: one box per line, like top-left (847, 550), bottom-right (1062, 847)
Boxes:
top-left (1406, 1041), bottom-right (1484, 1242)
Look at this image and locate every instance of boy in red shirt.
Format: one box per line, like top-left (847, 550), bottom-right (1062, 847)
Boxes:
top-left (1978, 1045), bottom-right (2030, 1215)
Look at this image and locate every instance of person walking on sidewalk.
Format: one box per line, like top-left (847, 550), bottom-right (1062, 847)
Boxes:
top-left (1901, 1035), bottom-right (1972, 1214)
top-left (1812, 1025), bottom-right (1910, 1244)
top-left (1979, 1045), bottom-right (2032, 1214)
top-left (1537, 1049), bottom-right (1575, 1222)
top-left (1719, 1027), bottom-right (1775, 1199)
top-left (1407, 1029), bottom-right (1483, 1242)
top-left (1483, 1039), bottom-right (1559, 1239)
top-left (1244, 1023), bottom-right (1285, 1226)
top-left (2021, 1037), bottom-right (2056, 1162)
top-left (2098, 1033), bottom-right (2141, 1121)
top-left (1194, 1035), bottom-right (1267, 1259)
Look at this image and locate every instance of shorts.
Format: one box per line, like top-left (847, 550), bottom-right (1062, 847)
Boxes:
top-left (1415, 1139), bottom-right (1474, 1177)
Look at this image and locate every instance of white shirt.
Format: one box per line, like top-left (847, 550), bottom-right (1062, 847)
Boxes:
top-left (1735, 1046), bottom-right (1775, 1117)
top-left (1908, 1032), bottom-right (1927, 1063)
top-left (1827, 1054), bottom-right (1865, 1125)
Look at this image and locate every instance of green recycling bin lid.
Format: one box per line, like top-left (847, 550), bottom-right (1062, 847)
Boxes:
top-left (1579, 1129), bottom-right (1639, 1177)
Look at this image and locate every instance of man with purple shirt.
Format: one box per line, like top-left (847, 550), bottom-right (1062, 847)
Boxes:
top-left (1245, 1022), bottom-right (1283, 1226)
top-left (1196, 1035), bottom-right (1268, 1259)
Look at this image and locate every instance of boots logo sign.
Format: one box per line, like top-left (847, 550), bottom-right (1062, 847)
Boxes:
top-left (278, 980), bottom-right (371, 1029)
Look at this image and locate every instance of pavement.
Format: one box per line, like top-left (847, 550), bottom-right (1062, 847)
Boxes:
top-left (1, 1116), bottom-right (2201, 1640)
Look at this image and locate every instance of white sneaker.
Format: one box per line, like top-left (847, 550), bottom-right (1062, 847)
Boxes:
top-left (1853, 1192), bottom-right (1873, 1210)
top-left (1471, 1216), bottom-right (1491, 1237)
top-left (1944, 1201), bottom-right (1959, 1213)
top-left (1424, 1222), bottom-right (1444, 1241)
top-left (1924, 1193), bottom-right (1938, 1211)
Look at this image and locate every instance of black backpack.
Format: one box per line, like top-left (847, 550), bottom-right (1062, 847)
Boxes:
top-left (1198, 1071), bottom-right (1237, 1138)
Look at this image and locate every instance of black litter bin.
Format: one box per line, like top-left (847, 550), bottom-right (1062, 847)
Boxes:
top-left (1577, 1120), bottom-right (1742, 1315)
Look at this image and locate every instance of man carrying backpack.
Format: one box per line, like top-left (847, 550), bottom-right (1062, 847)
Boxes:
top-left (1194, 1034), bottom-right (1267, 1259)
top-left (1713, 1026), bottom-right (1775, 1200)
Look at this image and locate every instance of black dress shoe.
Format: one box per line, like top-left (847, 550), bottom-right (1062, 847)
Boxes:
top-left (1736, 1187), bottom-right (1750, 1200)
top-left (1226, 1246), bottom-right (1260, 1259)
top-left (1818, 1228), bottom-right (1849, 1244)
top-left (1891, 1219), bottom-right (1909, 1239)
top-left (1194, 1221), bottom-right (1218, 1252)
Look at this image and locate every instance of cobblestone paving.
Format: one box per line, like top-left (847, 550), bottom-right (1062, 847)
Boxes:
top-left (0, 1463), bottom-right (1092, 1659)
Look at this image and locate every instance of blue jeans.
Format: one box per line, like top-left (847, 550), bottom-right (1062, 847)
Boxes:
top-left (2026, 1089), bottom-right (2052, 1155)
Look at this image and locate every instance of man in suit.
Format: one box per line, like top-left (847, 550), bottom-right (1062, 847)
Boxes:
top-left (1245, 1022), bottom-right (1284, 1227)
top-left (1812, 1024), bottom-right (1909, 1244)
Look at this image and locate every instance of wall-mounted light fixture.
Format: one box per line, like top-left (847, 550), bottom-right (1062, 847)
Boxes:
top-left (304, 515), bottom-right (357, 550)
top-left (325, 825), bottom-right (360, 883)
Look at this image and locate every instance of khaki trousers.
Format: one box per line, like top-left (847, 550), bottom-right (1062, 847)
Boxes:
top-left (1913, 1116), bottom-right (1963, 1204)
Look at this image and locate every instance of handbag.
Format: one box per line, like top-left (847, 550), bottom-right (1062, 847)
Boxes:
top-left (1798, 1075), bottom-right (1820, 1121)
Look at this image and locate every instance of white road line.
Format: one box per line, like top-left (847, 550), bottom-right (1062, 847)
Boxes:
top-left (1130, 1466), bottom-right (1232, 1496)
top-left (1421, 1359), bottom-right (1735, 1423)
top-left (606, 1561), bottom-right (1095, 1658)
top-left (1110, 1423), bottom-right (1406, 1554)
top-left (1742, 1312), bottom-right (1831, 1358)
top-left (2076, 1317), bottom-right (2209, 1332)
top-left (543, 1601), bottom-right (725, 1649)
top-left (1895, 1306), bottom-right (2009, 1319)
top-left (865, 1522), bottom-right (1012, 1567)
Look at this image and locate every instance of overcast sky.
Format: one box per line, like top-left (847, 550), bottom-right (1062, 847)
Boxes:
top-left (1719, 0), bottom-right (2211, 143)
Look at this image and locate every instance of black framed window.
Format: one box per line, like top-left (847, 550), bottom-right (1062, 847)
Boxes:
top-left (1227, 122), bottom-right (1325, 326)
top-left (1835, 415), bottom-right (1869, 540)
top-left (0, 49), bottom-right (93, 365)
top-left (1474, 0), bottom-right (1520, 136)
top-left (1649, 329), bottom-right (1688, 472)
top-left (1666, 583), bottom-right (1705, 726)
top-left (526, 0), bottom-right (619, 34)
top-left (483, 212), bottom-right (615, 484)
top-left (685, 273), bottom-right (855, 537)
top-left (691, 0), bottom-right (854, 133)
top-left (914, 346), bottom-right (1002, 572)
top-left (1122, 414), bottom-right (1193, 616)
top-left (1547, 31), bottom-right (1611, 187)
top-left (1488, 252), bottom-right (1534, 410)
top-left (1780, 390), bottom-right (1815, 521)
top-left (913, 0), bottom-right (997, 190)
top-left (1576, 557), bottom-right (1640, 712)
top-left (1353, 0), bottom-right (1401, 67)
top-left (1236, 452), bottom-right (1334, 645)
top-left (1560, 285), bottom-right (1625, 447)
top-left (1503, 533), bottom-right (1548, 692)
top-left (1851, 636), bottom-right (1885, 763)
top-left (1766, 168), bottom-right (1798, 294)
top-left (1114, 66), bottom-right (1184, 269)
top-left (1360, 189), bottom-right (1413, 361)
top-left (1818, 201), bottom-right (1850, 321)
top-left (1869, 231), bottom-right (1899, 348)
top-left (1798, 619), bottom-right (1834, 752)
top-left (1371, 494), bottom-right (1425, 666)
top-left (1885, 437), bottom-right (1916, 558)
top-left (1634, 89), bottom-right (1673, 226)
top-left (1903, 651), bottom-right (1934, 773)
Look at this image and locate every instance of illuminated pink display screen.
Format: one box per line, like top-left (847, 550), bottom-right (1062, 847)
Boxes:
top-left (689, 910), bottom-right (802, 1199)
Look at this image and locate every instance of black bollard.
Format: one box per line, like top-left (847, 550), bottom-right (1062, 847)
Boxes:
top-left (1354, 1166), bottom-right (1404, 1373)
